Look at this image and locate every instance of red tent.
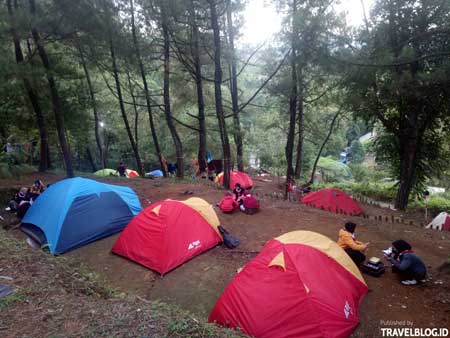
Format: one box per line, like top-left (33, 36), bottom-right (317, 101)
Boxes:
top-left (301, 188), bottom-right (363, 216)
top-left (126, 169), bottom-right (139, 178)
top-left (112, 198), bottom-right (222, 275)
top-left (215, 171), bottom-right (253, 189)
top-left (426, 212), bottom-right (450, 231)
top-left (209, 231), bottom-right (368, 338)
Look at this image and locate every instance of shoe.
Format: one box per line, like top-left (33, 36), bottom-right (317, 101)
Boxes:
top-left (5, 207), bottom-right (11, 211)
top-left (401, 279), bottom-right (417, 285)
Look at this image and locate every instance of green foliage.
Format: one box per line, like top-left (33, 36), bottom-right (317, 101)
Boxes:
top-left (341, 0), bottom-right (450, 208)
top-left (409, 195), bottom-right (450, 214)
top-left (0, 292), bottom-right (25, 310)
top-left (349, 140), bottom-right (365, 164)
top-left (0, 153), bottom-right (35, 179)
top-left (348, 163), bottom-right (369, 182)
top-left (316, 180), bottom-right (397, 202)
top-left (374, 130), bottom-right (450, 199)
top-left (317, 157), bottom-right (351, 182)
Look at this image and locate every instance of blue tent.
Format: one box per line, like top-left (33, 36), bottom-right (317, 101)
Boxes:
top-left (146, 169), bottom-right (163, 177)
top-left (21, 177), bottom-right (141, 255)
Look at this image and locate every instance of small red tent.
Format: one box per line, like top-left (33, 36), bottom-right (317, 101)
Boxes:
top-left (215, 171), bottom-right (253, 189)
top-left (209, 231), bottom-right (368, 338)
top-left (112, 198), bottom-right (222, 275)
top-left (126, 169), bottom-right (139, 178)
top-left (301, 188), bottom-right (363, 216)
top-left (426, 212), bottom-right (450, 231)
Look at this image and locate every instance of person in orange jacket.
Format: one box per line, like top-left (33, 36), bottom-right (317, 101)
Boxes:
top-left (337, 222), bottom-right (369, 266)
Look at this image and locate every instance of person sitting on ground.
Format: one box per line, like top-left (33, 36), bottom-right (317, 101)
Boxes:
top-left (28, 179), bottom-right (46, 200)
top-left (232, 183), bottom-right (246, 211)
top-left (337, 222), bottom-right (369, 267)
top-left (117, 162), bottom-right (127, 177)
top-left (168, 163), bottom-right (177, 176)
top-left (6, 186), bottom-right (35, 221)
top-left (385, 240), bottom-right (427, 285)
top-left (6, 187), bottom-right (29, 213)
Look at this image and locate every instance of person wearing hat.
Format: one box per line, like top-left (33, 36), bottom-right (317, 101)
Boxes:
top-left (386, 240), bottom-right (427, 285)
top-left (337, 222), bottom-right (369, 266)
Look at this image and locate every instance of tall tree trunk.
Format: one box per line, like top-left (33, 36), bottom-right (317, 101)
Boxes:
top-left (129, 0), bottom-right (166, 176)
top-left (108, 37), bottom-right (143, 174)
top-left (226, 0), bottom-right (244, 172)
top-left (294, 67), bottom-right (304, 179)
top-left (126, 69), bottom-right (139, 149)
top-left (7, 0), bottom-right (50, 172)
top-left (285, 2), bottom-right (298, 198)
top-left (395, 134), bottom-right (418, 210)
top-left (209, 0), bottom-right (231, 188)
top-left (29, 0), bottom-right (73, 177)
top-left (77, 40), bottom-right (105, 169)
top-left (161, 2), bottom-right (184, 178)
top-left (189, 0), bottom-right (207, 174)
top-left (309, 110), bottom-right (340, 184)
top-left (86, 147), bottom-right (97, 172)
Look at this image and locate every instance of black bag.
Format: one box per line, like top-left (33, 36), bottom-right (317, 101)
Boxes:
top-left (218, 225), bottom-right (240, 249)
top-left (361, 258), bottom-right (385, 277)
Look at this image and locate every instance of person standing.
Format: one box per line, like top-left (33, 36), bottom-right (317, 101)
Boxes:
top-left (117, 162), bottom-right (127, 177)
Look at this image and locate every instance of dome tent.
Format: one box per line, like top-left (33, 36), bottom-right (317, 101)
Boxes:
top-left (426, 212), bottom-right (450, 231)
top-left (112, 197), bottom-right (222, 275)
top-left (146, 169), bottom-right (164, 177)
top-left (126, 169), bottom-right (139, 178)
top-left (94, 168), bottom-right (118, 177)
top-left (215, 171), bottom-right (253, 189)
top-left (209, 231), bottom-right (368, 338)
top-left (301, 188), bottom-right (363, 216)
top-left (21, 177), bottom-right (141, 255)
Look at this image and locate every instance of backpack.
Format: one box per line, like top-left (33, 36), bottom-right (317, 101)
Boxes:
top-left (219, 195), bottom-right (238, 213)
top-left (218, 225), bottom-right (240, 249)
top-left (242, 195), bottom-right (260, 213)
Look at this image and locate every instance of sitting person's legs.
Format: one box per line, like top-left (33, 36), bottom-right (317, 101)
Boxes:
top-left (345, 248), bottom-right (366, 266)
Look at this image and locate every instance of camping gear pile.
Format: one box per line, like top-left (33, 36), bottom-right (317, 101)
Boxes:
top-left (361, 257), bottom-right (386, 277)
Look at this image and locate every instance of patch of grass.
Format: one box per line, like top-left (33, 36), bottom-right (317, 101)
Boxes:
top-left (0, 292), bottom-right (25, 310)
top-left (0, 230), bottom-right (245, 338)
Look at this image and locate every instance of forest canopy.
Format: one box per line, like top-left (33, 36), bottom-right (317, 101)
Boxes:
top-left (1, 0), bottom-right (449, 210)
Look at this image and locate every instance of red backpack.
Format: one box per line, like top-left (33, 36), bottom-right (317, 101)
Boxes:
top-left (219, 195), bottom-right (238, 213)
top-left (242, 195), bottom-right (260, 213)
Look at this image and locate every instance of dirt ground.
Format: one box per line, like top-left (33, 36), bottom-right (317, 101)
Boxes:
top-left (1, 172), bottom-right (450, 338)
